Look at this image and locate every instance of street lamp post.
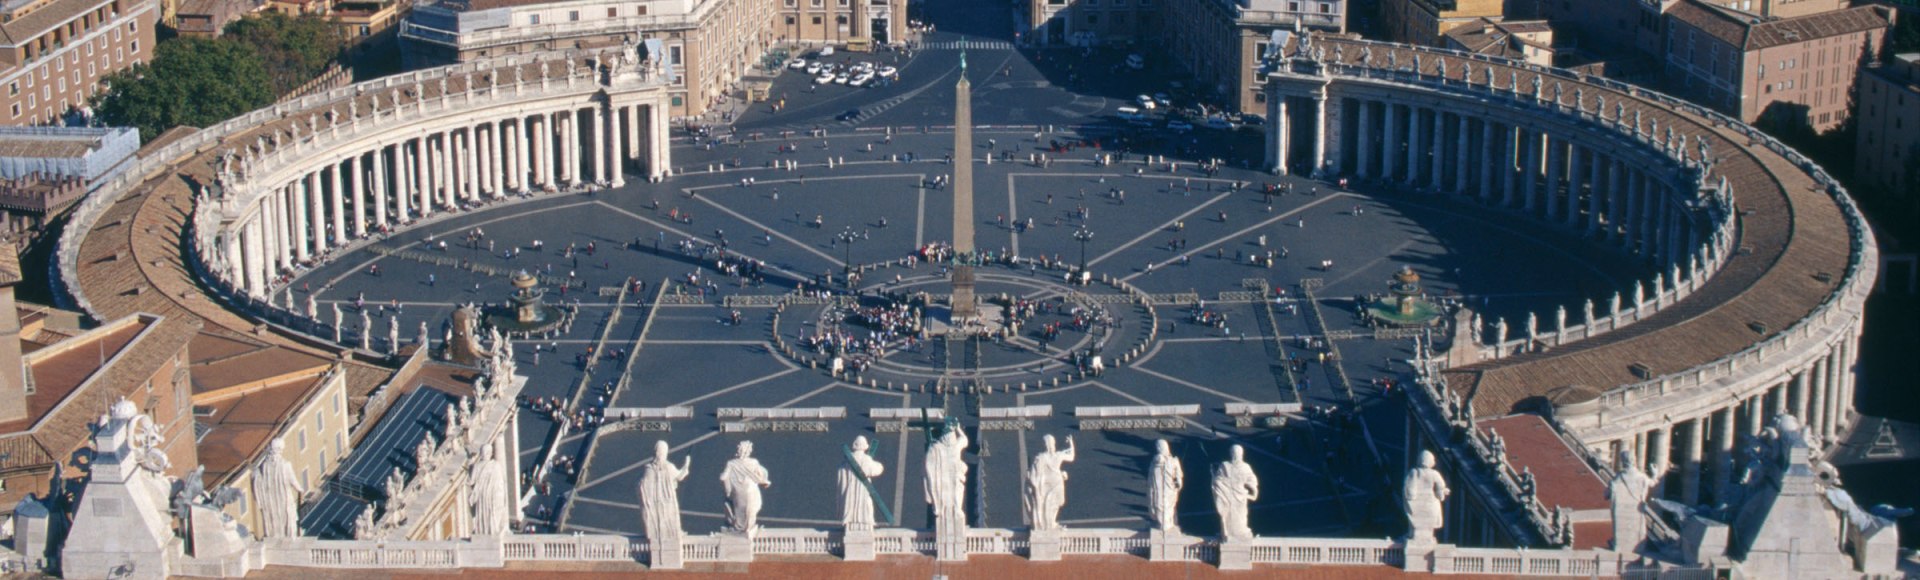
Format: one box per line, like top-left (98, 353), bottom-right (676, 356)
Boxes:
top-left (836, 226), bottom-right (859, 284)
top-left (1073, 227), bottom-right (1093, 273)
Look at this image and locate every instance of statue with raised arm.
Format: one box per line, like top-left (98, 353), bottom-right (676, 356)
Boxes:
top-left (1025, 434), bottom-right (1076, 531)
top-left (840, 436), bottom-right (886, 530)
top-left (1212, 445), bottom-right (1259, 542)
top-left (720, 441), bottom-right (771, 536)
top-left (924, 420), bottom-right (970, 529)
top-left (252, 437), bottom-right (305, 539)
top-left (470, 443), bottom-right (510, 536)
top-left (1150, 439), bottom-right (1184, 533)
top-left (638, 440), bottom-right (692, 546)
top-left (1608, 448), bottom-right (1654, 553)
top-left (1404, 450), bottom-right (1450, 543)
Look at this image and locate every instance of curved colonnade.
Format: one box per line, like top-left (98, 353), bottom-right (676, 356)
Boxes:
top-left (1267, 36), bottom-right (1876, 507)
top-left (181, 52), bottom-right (677, 302)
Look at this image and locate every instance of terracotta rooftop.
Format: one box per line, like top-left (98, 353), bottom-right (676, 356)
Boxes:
top-left (0, 0), bottom-right (117, 49)
top-left (1301, 39), bottom-right (1863, 416)
top-left (1667, 0), bottom-right (1892, 52)
top-left (193, 368), bottom-right (331, 488)
top-left (0, 314), bottom-right (196, 473)
top-left (1477, 414), bottom-right (1613, 550)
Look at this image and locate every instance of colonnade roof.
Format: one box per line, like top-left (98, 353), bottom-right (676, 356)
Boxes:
top-left (1306, 37), bottom-right (1867, 415)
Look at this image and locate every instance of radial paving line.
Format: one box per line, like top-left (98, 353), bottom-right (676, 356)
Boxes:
top-left (1082, 189), bottom-right (1234, 268)
top-left (1119, 193), bottom-right (1351, 282)
top-left (554, 281), bottom-right (655, 531)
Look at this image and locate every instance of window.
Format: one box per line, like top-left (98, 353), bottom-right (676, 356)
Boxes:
top-left (337, 432), bottom-right (345, 456)
top-left (607, 7), bottom-right (616, 16)
top-left (812, 16), bottom-right (822, 24)
top-left (6, 82), bottom-right (15, 96)
top-left (130, 39), bottom-right (138, 53)
top-left (669, 45), bottom-right (682, 65)
top-left (568, 10), bottom-right (578, 21)
top-left (837, 15), bottom-right (847, 24)
top-left (786, 15), bottom-right (795, 24)
top-left (298, 428), bottom-right (308, 450)
top-left (530, 14), bottom-right (540, 24)
top-left (316, 408), bottom-right (325, 432)
top-left (636, 6), bottom-right (646, 14)
top-left (9, 104), bottom-right (18, 118)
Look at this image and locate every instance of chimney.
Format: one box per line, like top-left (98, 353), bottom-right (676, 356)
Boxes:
top-left (0, 243), bottom-right (25, 423)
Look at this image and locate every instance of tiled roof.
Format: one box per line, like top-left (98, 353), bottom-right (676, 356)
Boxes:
top-left (1477, 415), bottom-right (1613, 550)
top-left (1667, 0), bottom-right (1891, 52)
top-left (0, 314), bottom-right (197, 473)
top-left (0, 0), bottom-right (118, 47)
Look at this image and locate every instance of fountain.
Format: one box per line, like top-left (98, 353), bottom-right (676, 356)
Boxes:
top-left (1365, 265), bottom-right (1443, 328)
top-left (486, 270), bottom-right (566, 336)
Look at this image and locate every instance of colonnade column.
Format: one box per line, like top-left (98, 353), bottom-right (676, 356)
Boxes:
top-left (1523, 131), bottom-right (1540, 212)
top-left (508, 120), bottom-right (525, 191)
top-left (328, 162), bottom-right (345, 247)
top-left (1274, 97), bottom-right (1290, 174)
top-left (1455, 115), bottom-right (1470, 194)
top-left (243, 219), bottom-right (264, 295)
top-left (1543, 137), bottom-right (1561, 219)
top-left (349, 155), bottom-right (366, 238)
top-left (372, 147), bottom-right (390, 229)
top-left (565, 110), bottom-right (581, 186)
top-left (589, 105), bottom-right (605, 185)
top-left (1681, 417), bottom-right (1704, 505)
top-left (1649, 425), bottom-right (1672, 496)
top-left (1311, 93), bottom-right (1328, 177)
top-left (1429, 109), bottom-right (1444, 189)
top-left (1382, 103), bottom-right (1398, 181)
top-left (651, 102), bottom-right (670, 181)
top-left (1565, 145), bottom-right (1584, 229)
top-left (414, 137), bottom-right (432, 218)
top-left (1479, 120), bottom-right (1495, 202)
top-left (1791, 369), bottom-right (1812, 424)
top-left (608, 105), bottom-right (626, 188)
top-left (1712, 407), bottom-right (1735, 502)
top-left (1355, 100), bottom-right (1371, 179)
top-left (490, 121), bottom-right (506, 196)
top-left (308, 173), bottom-right (326, 255)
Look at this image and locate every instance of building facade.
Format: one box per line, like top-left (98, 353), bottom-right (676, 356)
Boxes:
top-left (0, 126), bottom-right (137, 242)
top-left (776, 0), bottom-right (908, 48)
top-left (1855, 52), bottom-right (1920, 212)
top-left (1155, 0), bottom-right (1345, 114)
top-left (1662, 0), bottom-right (1892, 131)
top-left (400, 0), bottom-right (775, 118)
top-left (1025, 0), bottom-right (1154, 47)
top-left (1379, 0), bottom-right (1502, 46)
top-left (0, 0), bottom-right (157, 126)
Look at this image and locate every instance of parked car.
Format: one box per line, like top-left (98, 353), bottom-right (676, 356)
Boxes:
top-left (834, 72), bottom-right (851, 84)
top-left (1205, 116), bottom-right (1236, 130)
top-left (850, 73), bottom-right (874, 87)
top-left (878, 66), bottom-right (899, 78)
top-left (1126, 53), bottom-right (1145, 70)
top-left (806, 62), bottom-right (824, 75)
top-left (788, 59), bottom-right (808, 70)
top-left (819, 46), bottom-right (836, 57)
top-left (1135, 95), bottom-right (1157, 110)
top-left (815, 72), bottom-right (836, 84)
top-left (1240, 114), bottom-right (1266, 126)
top-left (1167, 120), bottom-right (1194, 132)
top-left (837, 109), bottom-right (861, 121)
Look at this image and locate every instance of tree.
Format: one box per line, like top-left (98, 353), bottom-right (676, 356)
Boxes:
top-left (224, 12), bottom-right (346, 96)
top-left (91, 38), bottom-right (274, 141)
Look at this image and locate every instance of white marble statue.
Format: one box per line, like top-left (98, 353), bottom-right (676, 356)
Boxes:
top-left (1404, 450), bottom-right (1451, 543)
top-left (638, 440), bottom-right (691, 546)
top-left (1212, 444), bottom-right (1259, 542)
top-left (924, 422), bottom-right (970, 529)
top-left (720, 441), bottom-right (771, 535)
top-left (251, 437), bottom-right (304, 539)
top-left (839, 436), bottom-right (886, 530)
top-left (1024, 434), bottom-right (1076, 531)
top-left (1608, 448), bottom-right (1654, 554)
top-left (1150, 439), bottom-right (1184, 533)
top-left (470, 444), bottom-right (510, 536)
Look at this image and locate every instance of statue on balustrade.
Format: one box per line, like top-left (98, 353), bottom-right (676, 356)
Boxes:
top-left (1211, 444), bottom-right (1259, 542)
top-left (1404, 450), bottom-right (1451, 544)
top-left (1024, 434), bottom-right (1076, 531)
top-left (638, 440), bottom-right (691, 546)
top-left (470, 443), bottom-right (511, 537)
top-left (720, 441), bottom-right (771, 536)
top-left (924, 419), bottom-right (970, 531)
top-left (1608, 448), bottom-right (1655, 554)
top-left (252, 437), bottom-right (305, 539)
top-left (840, 436), bottom-right (886, 531)
top-left (1150, 439), bottom-right (1184, 533)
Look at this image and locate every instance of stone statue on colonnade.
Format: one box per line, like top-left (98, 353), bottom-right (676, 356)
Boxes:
top-left (1404, 450), bottom-right (1450, 544)
top-left (1212, 444), bottom-right (1259, 542)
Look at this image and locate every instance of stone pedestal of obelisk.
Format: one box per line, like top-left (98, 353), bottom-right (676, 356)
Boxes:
top-left (949, 52), bottom-right (978, 325)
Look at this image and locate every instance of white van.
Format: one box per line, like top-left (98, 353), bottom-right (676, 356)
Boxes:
top-left (1116, 106), bottom-right (1144, 120)
top-left (1126, 54), bottom-right (1145, 70)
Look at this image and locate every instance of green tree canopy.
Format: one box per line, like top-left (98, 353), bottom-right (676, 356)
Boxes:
top-left (224, 12), bottom-right (346, 96)
top-left (91, 38), bottom-right (274, 141)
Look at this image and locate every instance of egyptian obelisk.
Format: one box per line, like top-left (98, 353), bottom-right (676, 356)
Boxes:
top-left (950, 47), bottom-right (978, 324)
